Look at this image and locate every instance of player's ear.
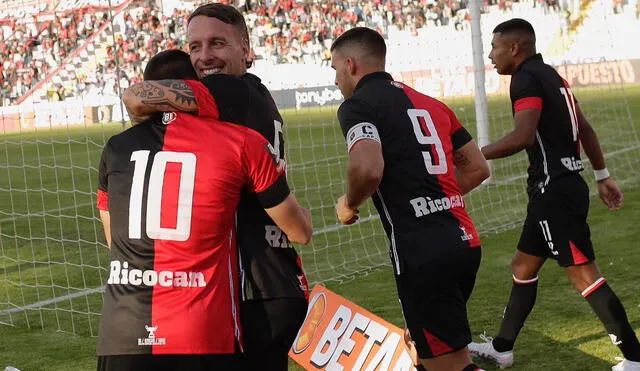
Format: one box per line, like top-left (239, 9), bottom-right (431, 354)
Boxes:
top-left (242, 37), bottom-right (250, 61)
top-left (510, 41), bottom-right (520, 57)
top-left (346, 57), bottom-right (357, 76)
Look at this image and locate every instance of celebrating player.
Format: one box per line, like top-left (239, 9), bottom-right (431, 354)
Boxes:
top-left (331, 27), bottom-right (490, 371)
top-left (123, 4), bottom-right (310, 370)
top-left (468, 18), bottom-right (640, 371)
top-left (96, 49), bottom-right (311, 371)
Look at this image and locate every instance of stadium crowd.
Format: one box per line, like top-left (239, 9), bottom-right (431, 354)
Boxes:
top-left (0, 0), bottom-right (619, 106)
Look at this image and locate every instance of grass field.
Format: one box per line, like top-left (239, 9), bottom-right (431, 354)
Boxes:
top-left (0, 84), bottom-right (639, 370)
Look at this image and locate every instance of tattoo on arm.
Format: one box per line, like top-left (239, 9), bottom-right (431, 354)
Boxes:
top-left (130, 80), bottom-right (198, 113)
top-left (453, 150), bottom-right (471, 167)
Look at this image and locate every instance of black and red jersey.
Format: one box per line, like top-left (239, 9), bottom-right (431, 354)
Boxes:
top-left (338, 72), bottom-right (481, 275)
top-left (510, 54), bottom-right (584, 199)
top-left (96, 110), bottom-right (289, 355)
top-left (188, 73), bottom-right (308, 301)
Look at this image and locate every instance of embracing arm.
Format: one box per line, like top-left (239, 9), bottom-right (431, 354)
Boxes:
top-left (122, 80), bottom-right (198, 124)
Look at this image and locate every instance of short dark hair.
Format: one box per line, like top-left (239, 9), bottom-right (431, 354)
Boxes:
top-left (330, 27), bottom-right (386, 59)
top-left (492, 18), bottom-right (536, 37)
top-left (188, 3), bottom-right (252, 68)
top-left (143, 49), bottom-right (198, 81)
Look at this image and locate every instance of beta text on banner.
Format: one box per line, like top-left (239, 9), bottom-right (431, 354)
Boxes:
top-left (289, 285), bottom-right (417, 371)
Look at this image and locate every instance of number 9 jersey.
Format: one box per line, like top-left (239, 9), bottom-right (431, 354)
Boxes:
top-left (338, 72), bottom-right (481, 275)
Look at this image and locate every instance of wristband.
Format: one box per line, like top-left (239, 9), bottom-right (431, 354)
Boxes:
top-left (594, 168), bottom-right (610, 182)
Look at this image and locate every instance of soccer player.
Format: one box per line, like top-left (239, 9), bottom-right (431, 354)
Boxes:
top-left (96, 49), bottom-right (312, 371)
top-left (123, 4), bottom-right (309, 370)
top-left (467, 18), bottom-right (640, 371)
top-left (331, 27), bottom-right (490, 371)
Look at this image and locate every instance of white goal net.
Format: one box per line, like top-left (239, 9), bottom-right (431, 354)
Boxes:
top-left (1, 0), bottom-right (639, 335)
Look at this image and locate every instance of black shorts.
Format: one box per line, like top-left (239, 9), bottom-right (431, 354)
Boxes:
top-left (518, 175), bottom-right (594, 267)
top-left (396, 247), bottom-right (481, 359)
top-left (241, 297), bottom-right (308, 371)
top-left (96, 354), bottom-right (244, 371)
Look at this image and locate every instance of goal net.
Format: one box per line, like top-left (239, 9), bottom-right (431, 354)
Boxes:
top-left (1, 0), bottom-right (639, 335)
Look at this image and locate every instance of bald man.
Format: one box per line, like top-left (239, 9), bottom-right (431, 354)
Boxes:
top-left (331, 27), bottom-right (490, 371)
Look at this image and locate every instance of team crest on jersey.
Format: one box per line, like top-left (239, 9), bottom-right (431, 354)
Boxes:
top-left (162, 112), bottom-right (177, 125)
top-left (460, 226), bottom-right (473, 241)
top-left (138, 324), bottom-right (166, 346)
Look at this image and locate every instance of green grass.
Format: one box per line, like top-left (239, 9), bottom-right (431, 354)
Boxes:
top-left (0, 84), bottom-right (639, 370)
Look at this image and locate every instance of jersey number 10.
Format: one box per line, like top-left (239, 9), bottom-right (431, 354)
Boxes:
top-left (408, 108), bottom-right (448, 174)
top-left (129, 150), bottom-right (196, 242)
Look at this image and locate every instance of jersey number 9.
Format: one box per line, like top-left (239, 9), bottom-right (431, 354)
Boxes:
top-left (408, 108), bottom-right (447, 175)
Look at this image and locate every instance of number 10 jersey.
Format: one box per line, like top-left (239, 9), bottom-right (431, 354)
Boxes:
top-left (96, 113), bottom-right (289, 355)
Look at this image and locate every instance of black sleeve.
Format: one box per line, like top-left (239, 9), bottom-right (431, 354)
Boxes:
top-left (510, 71), bottom-right (544, 103)
top-left (337, 98), bottom-right (381, 152)
top-left (257, 175), bottom-right (291, 209)
top-left (199, 74), bottom-right (251, 125)
top-left (451, 127), bottom-right (473, 151)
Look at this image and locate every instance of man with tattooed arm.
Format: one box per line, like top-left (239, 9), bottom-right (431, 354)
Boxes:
top-left (122, 4), bottom-right (310, 370)
top-left (96, 49), bottom-right (311, 371)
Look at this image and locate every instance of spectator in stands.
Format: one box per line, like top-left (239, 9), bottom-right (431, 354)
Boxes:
top-left (1, 0), bottom-right (602, 104)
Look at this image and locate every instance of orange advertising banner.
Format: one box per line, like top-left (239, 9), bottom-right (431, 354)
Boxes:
top-left (289, 285), bottom-right (417, 371)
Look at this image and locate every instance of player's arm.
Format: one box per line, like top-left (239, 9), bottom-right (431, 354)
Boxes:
top-left (96, 145), bottom-right (111, 248)
top-left (448, 111), bottom-right (490, 194)
top-left (482, 72), bottom-right (542, 160)
top-left (454, 140), bottom-right (490, 194)
top-left (340, 139), bottom-right (384, 216)
top-left (482, 108), bottom-right (540, 160)
top-left (576, 104), bottom-right (623, 210)
top-left (244, 132), bottom-right (312, 245)
top-left (264, 194), bottom-right (312, 245)
top-left (99, 210), bottom-right (112, 249)
top-left (335, 99), bottom-right (384, 225)
top-left (122, 80), bottom-right (198, 123)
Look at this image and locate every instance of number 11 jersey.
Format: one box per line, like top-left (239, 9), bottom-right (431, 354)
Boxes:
top-left (338, 72), bottom-right (481, 275)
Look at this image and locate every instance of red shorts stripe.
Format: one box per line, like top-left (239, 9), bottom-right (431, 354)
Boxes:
top-left (514, 97), bottom-right (543, 112)
top-left (97, 189), bottom-right (109, 211)
top-left (422, 328), bottom-right (453, 357)
top-left (569, 240), bottom-right (589, 265)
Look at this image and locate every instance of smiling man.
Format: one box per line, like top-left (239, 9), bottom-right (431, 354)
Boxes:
top-left (121, 4), bottom-right (311, 370)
